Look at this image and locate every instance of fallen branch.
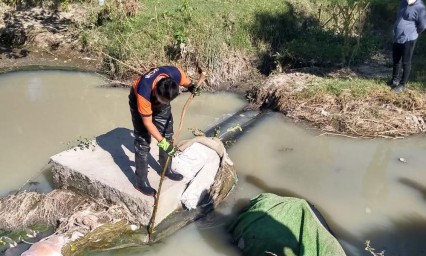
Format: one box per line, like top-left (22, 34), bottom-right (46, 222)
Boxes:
top-left (99, 51), bottom-right (144, 76)
top-left (318, 132), bottom-right (363, 139)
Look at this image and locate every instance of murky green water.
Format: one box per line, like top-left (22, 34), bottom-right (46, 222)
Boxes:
top-left (1, 71), bottom-right (426, 256)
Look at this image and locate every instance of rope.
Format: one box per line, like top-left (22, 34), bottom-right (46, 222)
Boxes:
top-left (148, 71), bottom-right (207, 240)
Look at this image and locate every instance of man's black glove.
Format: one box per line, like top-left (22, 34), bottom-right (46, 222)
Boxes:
top-left (188, 84), bottom-right (202, 96)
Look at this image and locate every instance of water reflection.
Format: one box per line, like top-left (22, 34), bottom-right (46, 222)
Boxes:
top-left (399, 178), bottom-right (426, 201)
top-left (0, 71), bottom-right (131, 195)
top-left (27, 77), bottom-right (42, 101)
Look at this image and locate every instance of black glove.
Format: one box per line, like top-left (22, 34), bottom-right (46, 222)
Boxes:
top-left (188, 84), bottom-right (201, 96)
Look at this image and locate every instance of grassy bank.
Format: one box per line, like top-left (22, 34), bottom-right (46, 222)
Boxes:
top-left (2, 0), bottom-right (426, 82)
top-left (66, 0), bottom-right (397, 82)
top-left (2, 0), bottom-right (426, 86)
top-left (81, 0), bottom-right (295, 84)
top-left (248, 72), bottom-right (426, 137)
top-left (1, 0), bottom-right (425, 136)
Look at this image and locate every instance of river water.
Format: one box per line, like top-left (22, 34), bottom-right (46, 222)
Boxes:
top-left (1, 71), bottom-right (426, 256)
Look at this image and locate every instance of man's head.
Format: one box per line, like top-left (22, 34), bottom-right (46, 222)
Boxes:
top-left (155, 77), bottom-right (179, 104)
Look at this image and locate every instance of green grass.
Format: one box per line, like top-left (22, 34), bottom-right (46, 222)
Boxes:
top-left (85, 0), bottom-right (383, 75)
top-left (297, 75), bottom-right (426, 111)
top-left (89, 0), bottom-right (291, 68)
top-left (300, 77), bottom-right (389, 99)
top-left (2, 0), bottom-right (426, 87)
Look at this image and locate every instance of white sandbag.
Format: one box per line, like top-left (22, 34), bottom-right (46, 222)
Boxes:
top-left (172, 142), bottom-right (220, 210)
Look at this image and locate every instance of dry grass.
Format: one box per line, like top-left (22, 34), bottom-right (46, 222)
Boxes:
top-left (0, 2), bottom-right (11, 27)
top-left (0, 189), bottom-right (140, 255)
top-left (202, 48), bottom-right (252, 90)
top-left (248, 72), bottom-right (426, 138)
top-left (0, 190), bottom-right (86, 230)
top-left (0, 189), bottom-right (137, 232)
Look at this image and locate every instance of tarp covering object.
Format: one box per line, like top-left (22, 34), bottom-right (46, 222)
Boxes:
top-left (229, 193), bottom-right (346, 256)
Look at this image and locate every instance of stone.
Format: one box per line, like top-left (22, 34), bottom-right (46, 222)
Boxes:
top-left (50, 127), bottom-right (187, 227)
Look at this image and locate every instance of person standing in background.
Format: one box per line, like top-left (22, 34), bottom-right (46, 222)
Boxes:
top-left (388, 0), bottom-right (426, 92)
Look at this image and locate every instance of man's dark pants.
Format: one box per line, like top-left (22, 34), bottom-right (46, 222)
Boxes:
top-left (392, 40), bottom-right (417, 86)
top-left (130, 104), bottom-right (174, 187)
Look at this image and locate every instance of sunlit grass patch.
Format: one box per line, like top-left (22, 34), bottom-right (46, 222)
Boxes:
top-left (299, 77), bottom-right (386, 99)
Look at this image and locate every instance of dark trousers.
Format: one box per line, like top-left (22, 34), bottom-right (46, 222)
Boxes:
top-left (131, 104), bottom-right (174, 186)
top-left (392, 40), bottom-right (417, 86)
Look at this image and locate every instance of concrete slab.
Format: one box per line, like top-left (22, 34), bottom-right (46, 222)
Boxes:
top-left (50, 127), bottom-right (186, 227)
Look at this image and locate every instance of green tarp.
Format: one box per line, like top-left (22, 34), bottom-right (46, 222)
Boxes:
top-left (229, 193), bottom-right (346, 256)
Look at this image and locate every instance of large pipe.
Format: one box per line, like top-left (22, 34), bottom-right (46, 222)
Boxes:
top-left (204, 108), bottom-right (269, 146)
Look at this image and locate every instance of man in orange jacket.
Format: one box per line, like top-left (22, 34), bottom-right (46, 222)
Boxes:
top-left (129, 66), bottom-right (200, 196)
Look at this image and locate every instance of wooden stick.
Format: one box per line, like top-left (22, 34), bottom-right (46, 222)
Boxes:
top-left (148, 70), bottom-right (207, 240)
top-left (318, 132), bottom-right (362, 139)
top-left (174, 72), bottom-right (207, 140)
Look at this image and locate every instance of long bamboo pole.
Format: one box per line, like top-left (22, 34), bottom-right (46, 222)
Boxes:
top-left (148, 71), bottom-right (207, 240)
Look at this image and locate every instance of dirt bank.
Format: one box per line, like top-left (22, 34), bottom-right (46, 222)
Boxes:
top-left (0, 3), bottom-right (260, 88)
top-left (0, 4), bottom-right (99, 73)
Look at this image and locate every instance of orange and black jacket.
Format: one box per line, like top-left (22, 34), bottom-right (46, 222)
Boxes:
top-left (129, 66), bottom-right (191, 117)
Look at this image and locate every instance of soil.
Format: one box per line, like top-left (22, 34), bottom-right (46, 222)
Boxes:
top-left (0, 4), bottom-right (100, 73)
top-left (1, 5), bottom-right (425, 138)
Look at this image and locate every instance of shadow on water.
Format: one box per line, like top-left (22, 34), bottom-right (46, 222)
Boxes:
top-left (95, 127), bottom-right (159, 186)
top-left (62, 174), bottom-right (426, 256)
top-left (399, 177), bottom-right (426, 202)
top-left (352, 177), bottom-right (426, 255)
top-left (190, 199), bottom-right (247, 255)
top-left (361, 216), bottom-right (426, 256)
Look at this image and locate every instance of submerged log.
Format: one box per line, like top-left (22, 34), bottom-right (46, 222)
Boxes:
top-left (0, 127), bottom-right (236, 255)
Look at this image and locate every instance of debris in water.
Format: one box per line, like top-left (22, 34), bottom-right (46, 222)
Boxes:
top-left (278, 147), bottom-right (294, 152)
top-left (399, 158), bottom-right (407, 163)
top-left (188, 128), bottom-right (205, 137)
top-left (365, 207), bottom-right (372, 214)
